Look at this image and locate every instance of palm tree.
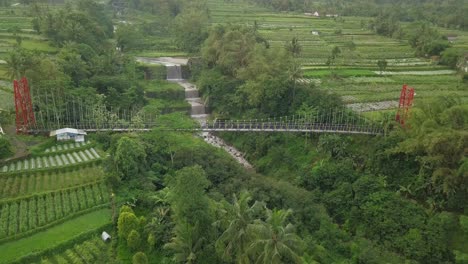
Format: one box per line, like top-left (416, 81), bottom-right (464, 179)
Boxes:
top-left (247, 209), bottom-right (304, 264)
top-left (5, 48), bottom-right (36, 80)
top-left (215, 191), bottom-right (265, 264)
top-left (164, 222), bottom-right (205, 264)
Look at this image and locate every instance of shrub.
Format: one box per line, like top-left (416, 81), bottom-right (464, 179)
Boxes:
top-left (462, 73), bottom-right (468, 83)
top-left (460, 215), bottom-right (468, 234)
top-left (117, 212), bottom-right (139, 239)
top-left (0, 137), bottom-right (13, 159)
top-left (127, 229), bottom-right (141, 252)
top-left (119, 205), bottom-right (134, 214)
top-left (132, 252), bottom-right (148, 264)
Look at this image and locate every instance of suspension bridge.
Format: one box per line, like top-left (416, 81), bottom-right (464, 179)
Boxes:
top-left (11, 73), bottom-right (414, 136)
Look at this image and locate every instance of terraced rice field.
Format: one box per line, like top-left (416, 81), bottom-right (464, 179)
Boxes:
top-left (36, 236), bottom-right (109, 264)
top-left (0, 209), bottom-right (111, 264)
top-left (44, 141), bottom-right (90, 153)
top-left (203, 0), bottom-right (468, 108)
top-left (0, 7), bottom-right (57, 80)
top-left (0, 182), bottom-right (109, 240)
top-left (0, 166), bottom-right (105, 199)
top-left (0, 148), bottom-right (101, 173)
top-left (0, 141), bottom-right (110, 263)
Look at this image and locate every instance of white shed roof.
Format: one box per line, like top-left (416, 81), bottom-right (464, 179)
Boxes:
top-left (102, 231), bottom-right (111, 241)
top-left (50, 128), bottom-right (87, 137)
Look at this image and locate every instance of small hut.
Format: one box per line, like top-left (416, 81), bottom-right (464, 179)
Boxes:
top-left (50, 128), bottom-right (86, 143)
top-left (101, 231), bottom-right (111, 242)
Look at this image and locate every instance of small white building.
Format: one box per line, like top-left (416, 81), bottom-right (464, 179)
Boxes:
top-left (311, 30), bottom-right (320, 36)
top-left (50, 128), bottom-right (86, 143)
top-left (102, 231), bottom-right (111, 242)
top-left (313, 11), bottom-right (320, 17)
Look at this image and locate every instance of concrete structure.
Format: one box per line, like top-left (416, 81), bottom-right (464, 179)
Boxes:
top-left (313, 11), bottom-right (319, 17)
top-left (50, 128), bottom-right (86, 142)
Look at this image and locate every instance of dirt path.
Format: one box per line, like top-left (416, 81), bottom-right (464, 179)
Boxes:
top-left (3, 125), bottom-right (29, 160)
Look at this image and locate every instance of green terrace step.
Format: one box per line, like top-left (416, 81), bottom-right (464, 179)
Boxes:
top-left (44, 142), bottom-right (90, 153)
top-left (0, 182), bottom-right (109, 243)
top-left (0, 148), bottom-right (101, 173)
top-left (0, 166), bottom-right (105, 200)
top-left (38, 236), bottom-right (109, 264)
top-left (0, 209), bottom-right (111, 264)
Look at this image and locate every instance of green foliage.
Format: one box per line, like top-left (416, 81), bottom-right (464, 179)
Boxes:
top-left (5, 47), bottom-right (38, 80)
top-left (248, 209), bottom-right (304, 264)
top-left (317, 134), bottom-right (350, 159)
top-left (0, 136), bottom-right (13, 159)
top-left (173, 7), bottom-right (209, 53)
top-left (460, 215), bottom-right (468, 235)
top-left (284, 37), bottom-right (302, 57)
top-left (440, 48), bottom-right (464, 69)
top-left (215, 191), bottom-right (264, 263)
top-left (127, 229), bottom-right (141, 252)
top-left (407, 23), bottom-right (449, 56)
top-left (389, 97), bottom-right (468, 211)
top-left (118, 211), bottom-right (139, 239)
top-left (377, 59), bottom-right (388, 74)
top-left (164, 221), bottom-right (205, 264)
top-left (132, 251), bottom-right (148, 264)
top-left (201, 25), bottom-right (257, 76)
top-left (120, 205), bottom-right (134, 214)
top-left (113, 137), bottom-right (146, 180)
top-left (116, 25), bottom-right (144, 52)
top-left (370, 12), bottom-right (401, 38)
top-left (167, 165), bottom-right (212, 233)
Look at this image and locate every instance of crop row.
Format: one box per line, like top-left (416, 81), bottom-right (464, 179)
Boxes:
top-left (0, 182), bottom-right (108, 239)
top-left (0, 148), bottom-right (101, 173)
top-left (0, 166), bottom-right (105, 200)
top-left (36, 236), bottom-right (108, 264)
top-left (44, 142), bottom-right (89, 153)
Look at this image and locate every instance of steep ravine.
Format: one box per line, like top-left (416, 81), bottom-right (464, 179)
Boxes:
top-left (136, 57), bottom-right (253, 169)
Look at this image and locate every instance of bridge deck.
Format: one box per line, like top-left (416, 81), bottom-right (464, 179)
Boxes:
top-left (27, 122), bottom-right (383, 135)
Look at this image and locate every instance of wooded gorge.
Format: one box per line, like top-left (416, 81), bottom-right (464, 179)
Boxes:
top-left (0, 0), bottom-right (466, 263)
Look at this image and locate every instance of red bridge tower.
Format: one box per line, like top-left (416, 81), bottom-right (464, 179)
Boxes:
top-left (395, 84), bottom-right (415, 126)
top-left (14, 77), bottom-right (35, 133)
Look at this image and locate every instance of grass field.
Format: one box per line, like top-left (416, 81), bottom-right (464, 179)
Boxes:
top-left (0, 208), bottom-right (111, 264)
top-left (200, 0), bottom-right (468, 108)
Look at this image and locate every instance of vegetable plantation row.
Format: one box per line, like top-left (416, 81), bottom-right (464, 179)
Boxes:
top-left (0, 166), bottom-right (105, 200)
top-left (32, 237), bottom-right (108, 264)
top-left (44, 142), bottom-right (89, 153)
top-left (0, 182), bottom-right (108, 240)
top-left (1, 148), bottom-right (101, 173)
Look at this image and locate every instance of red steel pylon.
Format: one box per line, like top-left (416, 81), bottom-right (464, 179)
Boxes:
top-left (14, 77), bottom-right (36, 133)
top-left (395, 84), bottom-right (415, 126)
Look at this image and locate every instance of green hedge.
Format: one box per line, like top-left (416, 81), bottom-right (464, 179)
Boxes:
top-left (145, 88), bottom-right (185, 100)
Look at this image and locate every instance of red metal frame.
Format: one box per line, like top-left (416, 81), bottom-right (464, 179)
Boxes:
top-left (395, 84), bottom-right (415, 126)
top-left (14, 77), bottom-right (35, 133)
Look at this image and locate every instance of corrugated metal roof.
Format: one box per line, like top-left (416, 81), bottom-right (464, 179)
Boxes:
top-left (50, 128), bottom-right (87, 137)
